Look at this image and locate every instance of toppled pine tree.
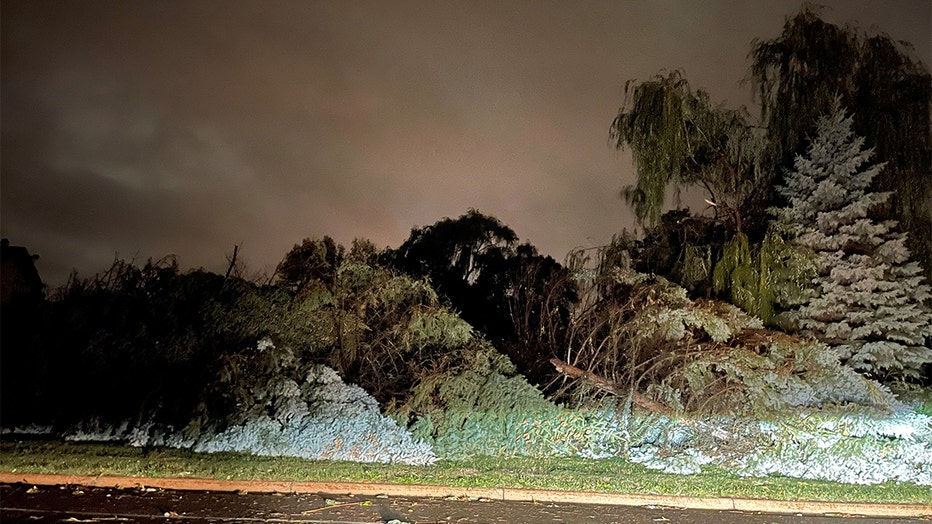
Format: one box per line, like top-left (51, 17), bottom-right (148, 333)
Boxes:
top-left (554, 255), bottom-right (895, 416)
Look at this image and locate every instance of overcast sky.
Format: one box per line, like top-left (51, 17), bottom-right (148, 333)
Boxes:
top-left (2, 1), bottom-right (930, 286)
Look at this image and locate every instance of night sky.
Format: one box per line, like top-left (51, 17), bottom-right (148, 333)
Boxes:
top-left (2, 1), bottom-right (929, 287)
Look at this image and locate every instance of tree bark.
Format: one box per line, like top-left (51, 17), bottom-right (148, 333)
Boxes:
top-left (550, 358), bottom-right (671, 415)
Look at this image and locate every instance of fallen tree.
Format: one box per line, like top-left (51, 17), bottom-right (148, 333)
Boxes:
top-left (550, 358), bottom-right (671, 415)
top-left (553, 264), bottom-right (895, 416)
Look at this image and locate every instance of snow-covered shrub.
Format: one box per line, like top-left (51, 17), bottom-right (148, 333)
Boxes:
top-left (397, 344), bottom-right (687, 460)
top-left (0, 424), bottom-right (53, 436)
top-left (398, 345), bottom-right (554, 440)
top-left (733, 409), bottom-right (932, 485)
top-left (64, 360), bottom-right (435, 465)
top-left (423, 407), bottom-right (634, 459)
top-left (398, 344), bottom-right (590, 458)
top-left (623, 407), bottom-right (932, 485)
top-left (677, 334), bottom-right (895, 414)
top-left (45, 249), bottom-right (504, 464)
top-left (181, 365), bottom-right (434, 464)
top-left (269, 252), bottom-right (483, 407)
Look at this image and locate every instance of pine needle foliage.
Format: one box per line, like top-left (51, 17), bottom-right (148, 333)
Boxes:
top-left (559, 246), bottom-right (895, 416)
top-left (395, 344), bottom-right (552, 434)
top-left (771, 107), bottom-right (932, 380)
top-left (263, 253), bottom-right (480, 408)
top-left (854, 36), bottom-right (932, 273)
top-left (751, 4), bottom-right (932, 279)
top-left (395, 344), bottom-right (666, 459)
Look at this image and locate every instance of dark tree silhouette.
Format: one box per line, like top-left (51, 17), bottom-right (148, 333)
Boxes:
top-left (387, 210), bottom-right (519, 341)
top-left (386, 210), bottom-right (577, 383)
top-left (0, 239), bottom-right (46, 428)
top-left (275, 236), bottom-right (345, 293)
top-left (750, 5), bottom-right (932, 278)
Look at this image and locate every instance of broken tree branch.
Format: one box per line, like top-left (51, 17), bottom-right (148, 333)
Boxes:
top-left (224, 244), bottom-right (240, 280)
top-left (550, 358), bottom-right (671, 415)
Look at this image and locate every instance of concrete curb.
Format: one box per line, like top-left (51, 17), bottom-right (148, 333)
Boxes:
top-left (1, 473), bottom-right (929, 518)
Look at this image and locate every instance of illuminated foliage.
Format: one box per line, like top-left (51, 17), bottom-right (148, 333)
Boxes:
top-left (712, 233), bottom-right (766, 321)
top-left (555, 247), bottom-right (890, 416)
top-left (710, 229), bottom-right (817, 326)
top-left (772, 107), bottom-right (932, 379)
top-left (184, 362), bottom-right (436, 465)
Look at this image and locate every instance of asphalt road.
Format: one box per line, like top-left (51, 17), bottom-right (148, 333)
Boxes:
top-left (1, 482), bottom-right (925, 524)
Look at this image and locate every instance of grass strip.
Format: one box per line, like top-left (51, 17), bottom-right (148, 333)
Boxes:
top-left (1, 440), bottom-right (929, 504)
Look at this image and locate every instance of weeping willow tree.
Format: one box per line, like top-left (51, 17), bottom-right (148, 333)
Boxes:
top-left (710, 228), bottom-right (818, 327)
top-left (854, 35), bottom-right (932, 280)
top-left (750, 4), bottom-right (932, 279)
top-left (609, 71), bottom-right (767, 307)
top-left (750, 7), bottom-right (859, 169)
top-left (610, 71), bottom-right (765, 234)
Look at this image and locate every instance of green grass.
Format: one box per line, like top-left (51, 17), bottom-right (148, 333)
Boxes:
top-left (1, 440), bottom-right (930, 504)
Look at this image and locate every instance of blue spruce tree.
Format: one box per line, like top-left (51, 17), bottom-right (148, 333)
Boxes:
top-left (772, 107), bottom-right (932, 379)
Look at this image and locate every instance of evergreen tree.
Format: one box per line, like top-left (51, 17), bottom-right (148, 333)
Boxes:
top-left (772, 107), bottom-right (932, 379)
top-left (751, 5), bottom-right (932, 280)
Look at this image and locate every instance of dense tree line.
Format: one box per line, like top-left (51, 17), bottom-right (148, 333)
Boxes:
top-left (1, 7), bottom-right (929, 442)
top-left (0, 220), bottom-right (574, 431)
top-left (612, 6), bottom-right (931, 276)
top-left (610, 6), bottom-right (932, 382)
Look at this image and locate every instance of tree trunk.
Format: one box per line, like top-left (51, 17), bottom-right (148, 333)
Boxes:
top-left (549, 358), bottom-right (671, 415)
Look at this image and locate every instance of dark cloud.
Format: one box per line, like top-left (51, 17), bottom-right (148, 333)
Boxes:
top-left (2, 0), bottom-right (929, 286)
